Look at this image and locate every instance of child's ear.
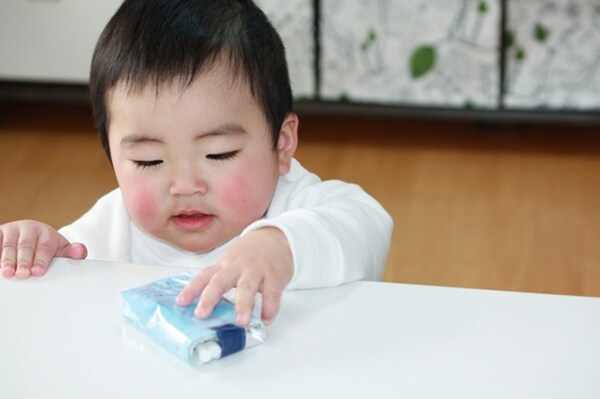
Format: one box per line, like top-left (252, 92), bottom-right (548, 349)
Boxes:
top-left (276, 112), bottom-right (299, 175)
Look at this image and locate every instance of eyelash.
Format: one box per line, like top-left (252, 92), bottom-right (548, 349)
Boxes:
top-left (206, 151), bottom-right (239, 161)
top-left (133, 160), bottom-right (163, 169)
top-left (132, 151), bottom-right (239, 169)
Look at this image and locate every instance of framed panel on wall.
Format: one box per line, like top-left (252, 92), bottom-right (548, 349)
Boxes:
top-left (503, 0), bottom-right (600, 110)
top-left (320, 0), bottom-right (501, 109)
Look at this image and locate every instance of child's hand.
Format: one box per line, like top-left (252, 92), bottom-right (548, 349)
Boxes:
top-left (176, 227), bottom-right (293, 326)
top-left (0, 220), bottom-right (87, 278)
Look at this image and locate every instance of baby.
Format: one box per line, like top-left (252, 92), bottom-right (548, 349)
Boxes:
top-left (0, 0), bottom-right (393, 325)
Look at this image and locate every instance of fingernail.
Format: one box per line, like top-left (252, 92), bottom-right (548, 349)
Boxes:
top-left (15, 268), bottom-right (31, 279)
top-left (236, 313), bottom-right (249, 326)
top-left (195, 305), bottom-right (208, 318)
top-left (1, 267), bottom-right (14, 278)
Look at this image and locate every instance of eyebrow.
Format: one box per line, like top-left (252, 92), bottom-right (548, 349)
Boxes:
top-left (120, 123), bottom-right (248, 147)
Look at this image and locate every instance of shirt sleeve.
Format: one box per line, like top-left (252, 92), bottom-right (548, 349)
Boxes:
top-left (242, 161), bottom-right (393, 289)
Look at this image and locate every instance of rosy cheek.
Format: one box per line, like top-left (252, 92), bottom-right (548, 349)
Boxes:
top-left (126, 186), bottom-right (159, 223)
top-left (220, 177), bottom-right (266, 218)
top-left (221, 177), bottom-right (250, 207)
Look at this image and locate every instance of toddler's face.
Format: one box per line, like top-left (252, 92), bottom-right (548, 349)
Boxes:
top-left (106, 66), bottom-right (295, 253)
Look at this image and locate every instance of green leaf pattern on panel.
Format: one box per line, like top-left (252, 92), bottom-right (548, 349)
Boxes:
top-left (505, 30), bottom-right (515, 48)
top-left (515, 47), bottom-right (526, 61)
top-left (410, 45), bottom-right (436, 79)
top-left (361, 28), bottom-right (377, 52)
top-left (534, 23), bottom-right (549, 42)
top-left (478, 1), bottom-right (488, 13)
top-left (504, 30), bottom-right (528, 62)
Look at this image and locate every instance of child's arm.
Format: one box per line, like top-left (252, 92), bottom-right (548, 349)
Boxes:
top-left (251, 180), bottom-right (394, 289)
top-left (0, 220), bottom-right (87, 278)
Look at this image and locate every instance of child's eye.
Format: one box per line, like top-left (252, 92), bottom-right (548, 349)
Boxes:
top-left (133, 160), bottom-right (163, 169)
top-left (206, 151), bottom-right (239, 161)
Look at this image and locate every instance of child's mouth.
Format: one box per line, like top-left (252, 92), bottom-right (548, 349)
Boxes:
top-left (171, 213), bottom-right (214, 232)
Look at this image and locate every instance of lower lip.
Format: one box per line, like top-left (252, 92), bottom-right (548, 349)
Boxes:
top-left (171, 214), bottom-right (214, 232)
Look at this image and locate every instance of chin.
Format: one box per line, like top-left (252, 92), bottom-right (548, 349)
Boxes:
top-left (176, 241), bottom-right (217, 254)
top-left (174, 234), bottom-right (233, 254)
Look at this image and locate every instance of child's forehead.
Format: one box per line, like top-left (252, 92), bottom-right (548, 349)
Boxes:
top-left (108, 64), bottom-right (252, 102)
top-left (104, 63), bottom-right (269, 131)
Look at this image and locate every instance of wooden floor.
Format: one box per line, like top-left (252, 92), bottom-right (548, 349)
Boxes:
top-left (1, 102), bottom-right (599, 297)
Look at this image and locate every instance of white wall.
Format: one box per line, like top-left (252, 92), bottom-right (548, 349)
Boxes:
top-left (0, 0), bottom-right (315, 98)
top-left (0, 0), bottom-right (122, 83)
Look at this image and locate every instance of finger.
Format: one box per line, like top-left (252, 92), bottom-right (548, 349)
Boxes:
top-left (260, 278), bottom-right (284, 325)
top-left (234, 275), bottom-right (262, 326)
top-left (14, 228), bottom-right (39, 279)
top-left (195, 266), bottom-right (239, 319)
top-left (28, 228), bottom-right (59, 277)
top-left (56, 242), bottom-right (88, 260)
top-left (29, 245), bottom-right (53, 277)
top-left (36, 240), bottom-right (88, 277)
top-left (0, 231), bottom-right (17, 278)
top-left (29, 238), bottom-right (86, 278)
top-left (176, 266), bottom-right (217, 306)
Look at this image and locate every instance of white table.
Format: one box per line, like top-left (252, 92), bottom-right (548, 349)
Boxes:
top-left (1, 258), bottom-right (599, 398)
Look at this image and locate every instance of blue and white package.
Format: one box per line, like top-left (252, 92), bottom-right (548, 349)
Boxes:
top-left (121, 273), bottom-right (266, 366)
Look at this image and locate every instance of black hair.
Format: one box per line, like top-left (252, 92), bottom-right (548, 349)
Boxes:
top-left (90, 0), bottom-right (293, 161)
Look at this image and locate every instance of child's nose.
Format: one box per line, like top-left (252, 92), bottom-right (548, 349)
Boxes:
top-left (168, 165), bottom-right (207, 197)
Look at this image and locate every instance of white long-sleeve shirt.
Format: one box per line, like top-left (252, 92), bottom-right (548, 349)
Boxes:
top-left (59, 159), bottom-right (393, 289)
